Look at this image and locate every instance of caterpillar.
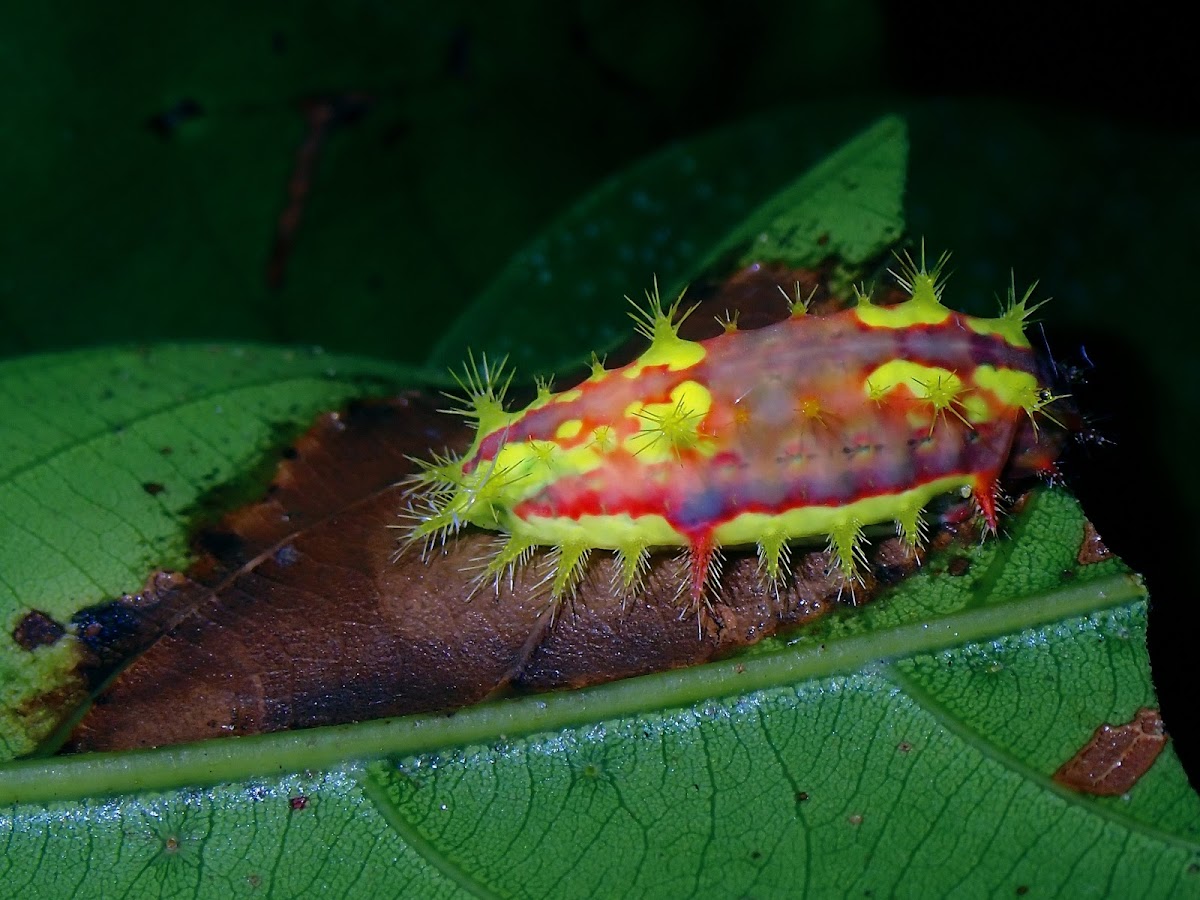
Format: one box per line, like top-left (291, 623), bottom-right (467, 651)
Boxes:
top-left (402, 249), bottom-right (1067, 612)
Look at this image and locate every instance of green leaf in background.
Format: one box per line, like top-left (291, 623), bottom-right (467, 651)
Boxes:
top-left (696, 114), bottom-right (905, 273)
top-left (0, 345), bottom-right (422, 759)
top-left (2, 3), bottom-right (629, 363)
top-left (425, 114), bottom-right (906, 376)
top-left (0, 2), bottom-right (887, 365)
top-left (1, 113), bottom-right (1198, 897)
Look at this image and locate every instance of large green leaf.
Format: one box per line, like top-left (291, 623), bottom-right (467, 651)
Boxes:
top-left (2, 112), bottom-right (1197, 897)
top-left (0, 492), bottom-right (1192, 895)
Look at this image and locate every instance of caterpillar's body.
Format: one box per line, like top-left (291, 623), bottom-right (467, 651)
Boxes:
top-left (405, 252), bottom-right (1065, 608)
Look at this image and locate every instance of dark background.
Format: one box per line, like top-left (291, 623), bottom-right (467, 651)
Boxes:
top-left (2, 2), bottom-right (1196, 781)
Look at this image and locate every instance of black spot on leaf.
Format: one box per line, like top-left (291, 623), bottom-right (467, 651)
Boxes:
top-left (12, 610), bottom-right (66, 650)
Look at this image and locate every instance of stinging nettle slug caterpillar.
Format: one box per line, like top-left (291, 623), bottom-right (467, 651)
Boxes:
top-left (400, 247), bottom-right (1070, 618)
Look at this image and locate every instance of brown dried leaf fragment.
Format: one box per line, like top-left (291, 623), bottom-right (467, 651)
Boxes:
top-left (1077, 520), bottom-right (1114, 565)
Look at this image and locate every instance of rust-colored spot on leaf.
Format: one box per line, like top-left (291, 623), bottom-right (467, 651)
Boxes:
top-left (947, 556), bottom-right (971, 577)
top-left (12, 610), bottom-right (65, 650)
top-left (1053, 707), bottom-right (1167, 796)
top-left (1077, 519), bottom-right (1113, 565)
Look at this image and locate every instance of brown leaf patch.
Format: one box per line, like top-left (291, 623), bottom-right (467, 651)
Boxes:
top-left (65, 266), bottom-right (945, 752)
top-left (1053, 707), bottom-right (1167, 796)
top-left (1077, 520), bottom-right (1114, 565)
top-left (67, 385), bottom-right (915, 750)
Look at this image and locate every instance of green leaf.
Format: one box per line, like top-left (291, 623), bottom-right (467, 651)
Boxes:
top-left (0, 494), bottom-right (1195, 895)
top-left (696, 115), bottom-right (905, 273)
top-left (2, 111), bottom-right (1198, 897)
top-left (0, 345), bottom-right (423, 759)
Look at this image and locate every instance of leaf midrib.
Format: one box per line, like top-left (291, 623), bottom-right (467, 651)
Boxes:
top-left (0, 570), bottom-right (1144, 805)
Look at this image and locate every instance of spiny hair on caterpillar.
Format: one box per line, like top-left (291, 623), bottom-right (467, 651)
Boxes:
top-left (627, 274), bottom-right (698, 343)
top-left (888, 242), bottom-right (952, 304)
top-left (400, 245), bottom-right (1069, 618)
top-left (1000, 272), bottom-right (1050, 325)
top-left (396, 444), bottom-right (530, 562)
top-left (440, 349), bottom-right (515, 429)
top-left (776, 280), bottom-right (818, 317)
top-left (455, 514), bottom-right (924, 611)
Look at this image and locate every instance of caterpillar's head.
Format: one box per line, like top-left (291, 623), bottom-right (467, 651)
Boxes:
top-left (1004, 350), bottom-right (1081, 482)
